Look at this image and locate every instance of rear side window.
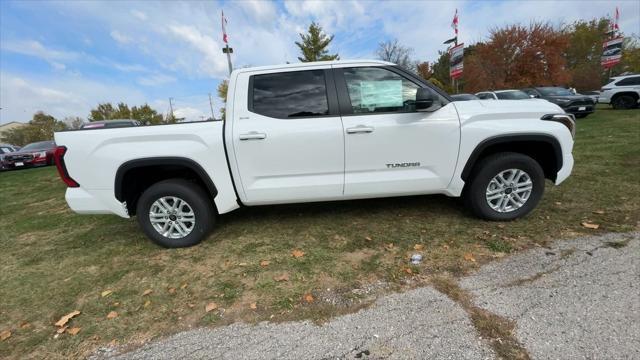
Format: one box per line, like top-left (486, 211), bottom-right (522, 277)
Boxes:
top-left (342, 67), bottom-right (420, 113)
top-left (615, 76), bottom-right (640, 86)
top-left (251, 70), bottom-right (329, 118)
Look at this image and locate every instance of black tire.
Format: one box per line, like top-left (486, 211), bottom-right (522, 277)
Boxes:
top-left (136, 179), bottom-right (215, 248)
top-left (612, 95), bottom-right (638, 110)
top-left (574, 113), bottom-right (588, 119)
top-left (464, 152), bottom-right (545, 221)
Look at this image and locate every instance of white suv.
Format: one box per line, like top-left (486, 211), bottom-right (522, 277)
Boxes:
top-left (599, 74), bottom-right (640, 109)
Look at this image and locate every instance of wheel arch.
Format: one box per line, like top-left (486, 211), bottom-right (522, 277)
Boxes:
top-left (461, 134), bottom-right (563, 183)
top-left (611, 91), bottom-right (640, 101)
top-left (115, 157), bottom-right (218, 215)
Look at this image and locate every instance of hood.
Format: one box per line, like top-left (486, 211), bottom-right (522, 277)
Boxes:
top-left (451, 99), bottom-right (564, 124)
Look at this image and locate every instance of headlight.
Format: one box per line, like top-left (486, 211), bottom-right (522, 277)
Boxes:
top-left (541, 114), bottom-right (575, 139)
top-left (34, 151), bottom-right (47, 158)
top-left (553, 98), bottom-right (571, 103)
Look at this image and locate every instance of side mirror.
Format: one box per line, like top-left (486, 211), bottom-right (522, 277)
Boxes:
top-left (415, 88), bottom-right (437, 111)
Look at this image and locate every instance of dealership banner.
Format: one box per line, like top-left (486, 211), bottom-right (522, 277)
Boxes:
top-left (449, 43), bottom-right (464, 79)
top-left (601, 37), bottom-right (623, 68)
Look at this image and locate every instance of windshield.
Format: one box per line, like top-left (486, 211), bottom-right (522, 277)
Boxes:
top-left (537, 87), bottom-right (573, 96)
top-left (21, 141), bottom-right (55, 151)
top-left (496, 90), bottom-right (530, 100)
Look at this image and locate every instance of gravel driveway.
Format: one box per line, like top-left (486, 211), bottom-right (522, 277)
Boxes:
top-left (100, 232), bottom-right (639, 360)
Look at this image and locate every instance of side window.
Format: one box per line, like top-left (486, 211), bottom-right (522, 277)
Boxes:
top-left (477, 93), bottom-right (491, 100)
top-left (615, 76), bottom-right (640, 86)
top-left (342, 67), bottom-right (420, 114)
top-left (251, 70), bottom-right (329, 118)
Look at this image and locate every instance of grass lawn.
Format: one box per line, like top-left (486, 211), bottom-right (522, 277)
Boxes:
top-left (1, 107), bottom-right (638, 358)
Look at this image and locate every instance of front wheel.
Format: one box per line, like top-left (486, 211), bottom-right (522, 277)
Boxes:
top-left (465, 152), bottom-right (545, 221)
top-left (612, 95), bottom-right (638, 110)
top-left (136, 179), bottom-right (216, 248)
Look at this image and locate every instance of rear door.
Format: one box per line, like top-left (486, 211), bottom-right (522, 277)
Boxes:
top-left (334, 66), bottom-right (460, 198)
top-left (231, 67), bottom-right (345, 205)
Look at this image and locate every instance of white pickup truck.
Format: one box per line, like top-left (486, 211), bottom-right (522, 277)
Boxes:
top-left (54, 60), bottom-right (575, 247)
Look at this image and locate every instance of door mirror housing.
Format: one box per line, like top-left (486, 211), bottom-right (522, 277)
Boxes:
top-left (415, 88), bottom-right (437, 111)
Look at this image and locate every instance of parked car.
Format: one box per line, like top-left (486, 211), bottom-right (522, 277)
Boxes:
top-left (3, 140), bottom-right (56, 170)
top-left (522, 87), bottom-right (596, 118)
top-left (476, 90), bottom-right (534, 100)
top-left (580, 91), bottom-right (600, 104)
top-left (598, 75), bottom-right (640, 109)
top-left (0, 144), bottom-right (20, 171)
top-left (450, 93), bottom-right (479, 101)
top-left (81, 119), bottom-right (142, 129)
top-left (54, 59), bottom-right (575, 248)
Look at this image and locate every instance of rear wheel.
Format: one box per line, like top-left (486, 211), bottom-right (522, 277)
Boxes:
top-left (136, 179), bottom-right (215, 248)
top-left (574, 113), bottom-right (588, 119)
top-left (465, 152), bottom-right (545, 221)
top-left (612, 95), bottom-right (638, 110)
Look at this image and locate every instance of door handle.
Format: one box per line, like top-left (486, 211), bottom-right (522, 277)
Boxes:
top-left (239, 131), bottom-right (267, 140)
top-left (346, 126), bottom-right (375, 134)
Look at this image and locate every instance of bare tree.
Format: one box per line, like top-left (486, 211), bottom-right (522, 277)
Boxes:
top-left (376, 39), bottom-right (414, 69)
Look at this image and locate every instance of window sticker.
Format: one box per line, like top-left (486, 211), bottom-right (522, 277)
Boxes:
top-left (359, 80), bottom-right (403, 108)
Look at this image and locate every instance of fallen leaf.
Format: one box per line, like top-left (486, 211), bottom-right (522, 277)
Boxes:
top-left (237, 262), bottom-right (248, 266)
top-left (442, 244), bottom-right (450, 250)
top-left (384, 243), bottom-right (394, 250)
top-left (554, 201), bottom-right (562, 206)
top-left (144, 300), bottom-right (151, 308)
top-left (403, 267), bottom-right (413, 274)
top-left (56, 326), bottom-right (68, 334)
top-left (142, 289), bottom-right (153, 296)
top-left (274, 273), bottom-right (290, 282)
top-left (291, 249), bottom-right (305, 258)
top-left (106, 311), bottom-right (118, 320)
top-left (581, 222), bottom-right (600, 229)
top-left (168, 287), bottom-right (176, 294)
top-left (413, 244), bottom-right (424, 251)
top-left (593, 210), bottom-right (605, 215)
top-left (497, 224), bottom-right (506, 229)
top-left (0, 330), bottom-right (11, 341)
top-left (180, 283), bottom-right (188, 289)
top-left (364, 236), bottom-right (373, 241)
top-left (101, 290), bottom-right (112, 297)
top-left (463, 253), bottom-right (476, 262)
top-left (19, 322), bottom-right (30, 329)
top-left (205, 302), bottom-right (218, 313)
top-left (260, 260), bottom-right (270, 267)
top-left (187, 303), bottom-right (195, 309)
top-left (249, 302), bottom-right (257, 310)
top-left (303, 293), bottom-right (314, 303)
top-left (55, 310), bottom-right (80, 327)
top-left (67, 327), bottom-right (81, 336)
top-left (113, 302), bottom-right (120, 307)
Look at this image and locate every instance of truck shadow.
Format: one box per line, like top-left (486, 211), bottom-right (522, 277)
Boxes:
top-left (217, 194), bottom-right (466, 228)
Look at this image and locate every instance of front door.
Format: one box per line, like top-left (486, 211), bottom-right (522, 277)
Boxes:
top-left (232, 68), bottom-right (345, 205)
top-left (334, 66), bottom-right (460, 197)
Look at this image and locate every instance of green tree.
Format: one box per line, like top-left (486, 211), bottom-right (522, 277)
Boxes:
top-left (564, 18), bottom-right (611, 91)
top-left (1, 112), bottom-right (68, 146)
top-left (88, 102), bottom-right (165, 124)
top-left (217, 80), bottom-right (228, 121)
top-left (430, 51), bottom-right (454, 93)
top-left (295, 22), bottom-right (339, 62)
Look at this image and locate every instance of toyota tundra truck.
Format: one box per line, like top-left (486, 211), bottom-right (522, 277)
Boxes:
top-left (53, 60), bottom-right (575, 247)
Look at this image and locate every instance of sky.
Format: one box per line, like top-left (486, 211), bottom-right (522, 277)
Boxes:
top-left (1, 0), bottom-right (638, 124)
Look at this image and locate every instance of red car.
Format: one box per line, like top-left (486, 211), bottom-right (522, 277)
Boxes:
top-left (3, 140), bottom-right (56, 170)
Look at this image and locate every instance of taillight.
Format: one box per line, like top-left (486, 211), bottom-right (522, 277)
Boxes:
top-left (54, 146), bottom-right (79, 187)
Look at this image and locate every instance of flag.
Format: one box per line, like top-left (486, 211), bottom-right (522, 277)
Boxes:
top-left (443, 37), bottom-right (457, 45)
top-left (222, 10), bottom-right (228, 44)
top-left (451, 9), bottom-right (458, 36)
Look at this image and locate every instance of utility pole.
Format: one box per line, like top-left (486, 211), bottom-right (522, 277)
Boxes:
top-left (208, 93), bottom-right (216, 120)
top-left (223, 44), bottom-right (233, 75)
top-left (168, 97), bottom-right (174, 120)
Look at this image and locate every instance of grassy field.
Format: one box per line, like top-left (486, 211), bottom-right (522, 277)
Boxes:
top-left (1, 107), bottom-right (638, 359)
